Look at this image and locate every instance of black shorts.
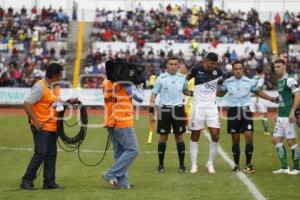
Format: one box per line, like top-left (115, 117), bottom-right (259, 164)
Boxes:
top-left (157, 105), bottom-right (186, 134)
top-left (227, 106), bottom-right (253, 134)
top-left (295, 108), bottom-right (300, 119)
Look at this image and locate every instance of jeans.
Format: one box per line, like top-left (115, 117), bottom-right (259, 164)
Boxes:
top-left (22, 126), bottom-right (58, 185)
top-left (104, 128), bottom-right (139, 188)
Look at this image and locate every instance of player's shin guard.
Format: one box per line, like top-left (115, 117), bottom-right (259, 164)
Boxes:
top-left (176, 142), bottom-right (185, 167)
top-left (208, 141), bottom-right (218, 164)
top-left (232, 143), bottom-right (240, 165)
top-left (261, 117), bottom-right (269, 132)
top-left (276, 143), bottom-right (288, 169)
top-left (189, 141), bottom-right (198, 167)
top-left (158, 142), bottom-right (166, 167)
top-left (291, 144), bottom-right (300, 170)
top-left (245, 143), bottom-right (253, 166)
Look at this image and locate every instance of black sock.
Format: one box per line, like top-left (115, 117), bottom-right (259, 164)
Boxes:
top-left (245, 143), bottom-right (254, 166)
top-left (158, 142), bottom-right (166, 167)
top-left (232, 143), bottom-right (240, 165)
top-left (176, 142), bottom-right (185, 167)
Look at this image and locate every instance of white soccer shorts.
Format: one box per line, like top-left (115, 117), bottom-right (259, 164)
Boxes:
top-left (189, 104), bottom-right (220, 130)
top-left (273, 117), bottom-right (297, 139)
top-left (249, 97), bottom-right (267, 113)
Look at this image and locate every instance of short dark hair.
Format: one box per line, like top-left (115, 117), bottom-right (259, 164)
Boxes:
top-left (256, 66), bottom-right (264, 74)
top-left (206, 52), bottom-right (218, 62)
top-left (46, 63), bottom-right (63, 79)
top-left (274, 58), bottom-right (287, 66)
top-left (167, 56), bottom-right (178, 62)
top-left (231, 60), bottom-right (244, 68)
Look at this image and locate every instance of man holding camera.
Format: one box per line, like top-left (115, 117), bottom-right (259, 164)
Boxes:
top-left (149, 56), bottom-right (189, 173)
top-left (101, 78), bottom-right (143, 189)
top-left (20, 63), bottom-right (77, 190)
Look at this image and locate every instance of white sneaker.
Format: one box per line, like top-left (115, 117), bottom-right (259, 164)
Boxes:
top-left (288, 169), bottom-right (300, 175)
top-left (206, 162), bottom-right (216, 174)
top-left (272, 167), bottom-right (290, 174)
top-left (190, 165), bottom-right (198, 174)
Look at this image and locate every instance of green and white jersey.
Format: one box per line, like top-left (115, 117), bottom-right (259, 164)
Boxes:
top-left (278, 74), bottom-right (299, 117)
top-left (251, 75), bottom-right (264, 97)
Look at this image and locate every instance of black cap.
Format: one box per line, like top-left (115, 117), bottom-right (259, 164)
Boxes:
top-left (206, 52), bottom-right (218, 62)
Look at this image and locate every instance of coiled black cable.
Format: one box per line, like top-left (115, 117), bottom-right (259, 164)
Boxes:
top-left (57, 100), bottom-right (111, 166)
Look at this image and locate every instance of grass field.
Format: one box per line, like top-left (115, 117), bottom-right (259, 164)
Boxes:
top-left (0, 110), bottom-right (299, 200)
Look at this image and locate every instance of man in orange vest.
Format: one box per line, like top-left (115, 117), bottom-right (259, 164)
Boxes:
top-left (20, 63), bottom-right (77, 190)
top-left (101, 80), bottom-right (143, 189)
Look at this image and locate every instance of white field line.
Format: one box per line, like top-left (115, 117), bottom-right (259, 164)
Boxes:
top-left (0, 146), bottom-right (191, 154)
top-left (204, 131), bottom-right (266, 200)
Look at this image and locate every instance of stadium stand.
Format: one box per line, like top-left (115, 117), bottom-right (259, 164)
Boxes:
top-left (91, 6), bottom-right (263, 44)
top-left (0, 6), bottom-right (70, 87)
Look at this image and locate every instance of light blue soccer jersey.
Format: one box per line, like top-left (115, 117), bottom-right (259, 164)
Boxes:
top-left (152, 72), bottom-right (188, 106)
top-left (222, 76), bottom-right (257, 107)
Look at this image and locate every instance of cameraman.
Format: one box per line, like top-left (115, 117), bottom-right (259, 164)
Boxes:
top-left (101, 79), bottom-right (143, 189)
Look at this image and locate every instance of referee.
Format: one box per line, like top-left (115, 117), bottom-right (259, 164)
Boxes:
top-left (149, 56), bottom-right (190, 173)
top-left (218, 61), bottom-right (277, 173)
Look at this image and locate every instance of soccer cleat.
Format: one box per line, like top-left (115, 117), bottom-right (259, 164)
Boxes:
top-left (190, 165), bottom-right (198, 174)
top-left (243, 165), bottom-right (255, 174)
top-left (287, 169), bottom-right (300, 175)
top-left (272, 167), bottom-right (290, 174)
top-left (179, 166), bottom-right (186, 173)
top-left (206, 162), bottom-right (216, 174)
top-left (157, 165), bottom-right (164, 174)
top-left (232, 165), bottom-right (241, 172)
top-left (264, 132), bottom-right (271, 136)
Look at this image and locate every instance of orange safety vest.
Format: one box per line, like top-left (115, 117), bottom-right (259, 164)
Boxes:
top-left (102, 80), bottom-right (133, 128)
top-left (31, 79), bottom-right (60, 132)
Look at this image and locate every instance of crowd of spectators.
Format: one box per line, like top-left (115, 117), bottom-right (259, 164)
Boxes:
top-left (91, 4), bottom-right (267, 45)
top-left (0, 6), bottom-right (70, 87)
top-left (274, 11), bottom-right (300, 45)
top-left (0, 5), bottom-right (69, 47)
top-left (0, 44), bottom-right (68, 87)
top-left (81, 41), bottom-right (281, 90)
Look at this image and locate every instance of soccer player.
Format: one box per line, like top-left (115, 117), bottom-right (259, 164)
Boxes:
top-left (188, 52), bottom-right (223, 174)
top-left (250, 66), bottom-right (271, 135)
top-left (149, 56), bottom-right (189, 173)
top-left (272, 59), bottom-right (300, 175)
top-left (218, 61), bottom-right (277, 173)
